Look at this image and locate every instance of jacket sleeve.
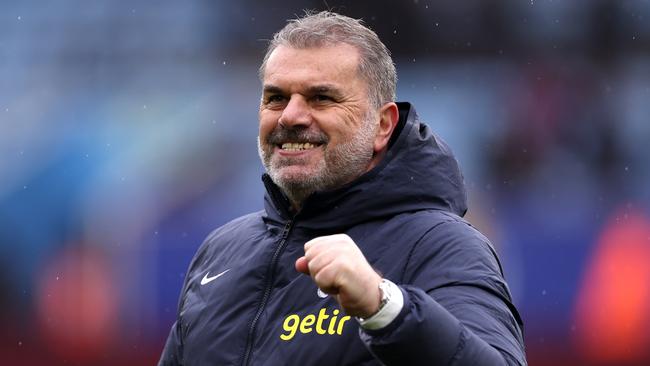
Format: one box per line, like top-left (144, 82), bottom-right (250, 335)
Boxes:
top-left (158, 228), bottom-right (220, 366)
top-left (359, 220), bottom-right (527, 365)
top-left (158, 321), bottom-right (183, 366)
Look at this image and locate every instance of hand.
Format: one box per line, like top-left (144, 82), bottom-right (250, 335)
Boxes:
top-left (295, 234), bottom-right (382, 318)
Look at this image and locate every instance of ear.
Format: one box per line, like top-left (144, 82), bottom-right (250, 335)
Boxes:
top-left (373, 102), bottom-right (400, 154)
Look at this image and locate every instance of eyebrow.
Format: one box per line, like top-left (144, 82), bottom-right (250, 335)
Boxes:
top-left (262, 85), bottom-right (284, 94)
top-left (307, 84), bottom-right (341, 96)
top-left (262, 83), bottom-right (344, 97)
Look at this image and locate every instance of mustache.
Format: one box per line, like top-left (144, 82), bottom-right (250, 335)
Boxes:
top-left (266, 126), bottom-right (329, 145)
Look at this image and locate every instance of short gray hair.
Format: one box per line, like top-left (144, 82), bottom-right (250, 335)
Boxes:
top-left (259, 10), bottom-right (397, 108)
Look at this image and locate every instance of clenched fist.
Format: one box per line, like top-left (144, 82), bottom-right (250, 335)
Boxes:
top-left (295, 234), bottom-right (382, 318)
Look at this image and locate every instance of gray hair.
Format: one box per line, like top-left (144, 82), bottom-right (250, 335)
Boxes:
top-left (258, 10), bottom-right (397, 108)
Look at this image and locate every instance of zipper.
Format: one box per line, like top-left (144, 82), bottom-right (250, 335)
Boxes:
top-left (241, 220), bottom-right (294, 366)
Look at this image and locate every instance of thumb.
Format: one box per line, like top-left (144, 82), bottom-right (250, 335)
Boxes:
top-left (295, 256), bottom-right (310, 275)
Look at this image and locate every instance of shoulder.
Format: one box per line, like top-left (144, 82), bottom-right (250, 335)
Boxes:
top-left (399, 209), bottom-right (504, 284)
top-left (390, 209), bottom-right (493, 255)
top-left (190, 211), bottom-right (267, 268)
top-left (411, 210), bottom-right (495, 259)
top-left (203, 211), bottom-right (266, 243)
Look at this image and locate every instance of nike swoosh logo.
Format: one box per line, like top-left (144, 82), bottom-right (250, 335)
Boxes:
top-left (200, 269), bottom-right (230, 285)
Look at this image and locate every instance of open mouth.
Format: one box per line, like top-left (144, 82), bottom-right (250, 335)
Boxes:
top-left (279, 142), bottom-right (323, 151)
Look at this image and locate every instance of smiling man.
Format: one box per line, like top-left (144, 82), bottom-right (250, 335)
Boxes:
top-left (160, 11), bottom-right (526, 366)
top-left (258, 42), bottom-right (396, 213)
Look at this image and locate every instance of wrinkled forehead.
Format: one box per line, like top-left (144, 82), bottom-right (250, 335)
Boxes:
top-left (264, 44), bottom-right (361, 77)
top-left (264, 44), bottom-right (359, 81)
top-left (262, 44), bottom-right (367, 92)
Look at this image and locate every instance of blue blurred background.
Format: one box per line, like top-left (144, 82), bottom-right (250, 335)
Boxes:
top-left (2, 1), bottom-right (650, 365)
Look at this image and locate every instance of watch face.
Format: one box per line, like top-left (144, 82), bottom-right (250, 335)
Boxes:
top-left (379, 280), bottom-right (391, 307)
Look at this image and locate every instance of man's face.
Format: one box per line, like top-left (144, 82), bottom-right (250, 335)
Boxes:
top-left (258, 44), bottom-right (378, 203)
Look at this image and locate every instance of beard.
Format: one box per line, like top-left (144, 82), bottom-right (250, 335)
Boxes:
top-left (258, 111), bottom-right (378, 207)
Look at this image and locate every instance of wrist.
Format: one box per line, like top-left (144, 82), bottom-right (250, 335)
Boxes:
top-left (356, 279), bottom-right (403, 330)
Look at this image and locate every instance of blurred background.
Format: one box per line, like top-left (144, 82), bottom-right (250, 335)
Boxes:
top-left (1, 0), bottom-right (649, 365)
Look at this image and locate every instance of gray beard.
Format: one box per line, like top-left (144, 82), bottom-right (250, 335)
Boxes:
top-left (258, 112), bottom-right (378, 208)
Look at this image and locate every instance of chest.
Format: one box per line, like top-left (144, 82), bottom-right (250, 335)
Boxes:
top-left (178, 222), bottom-right (419, 365)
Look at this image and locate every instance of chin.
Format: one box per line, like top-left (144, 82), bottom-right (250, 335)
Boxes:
top-left (275, 169), bottom-right (316, 185)
top-left (270, 166), bottom-right (321, 189)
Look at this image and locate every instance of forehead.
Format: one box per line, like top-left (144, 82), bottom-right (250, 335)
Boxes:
top-left (262, 44), bottom-right (364, 88)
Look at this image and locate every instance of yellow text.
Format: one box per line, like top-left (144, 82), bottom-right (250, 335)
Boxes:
top-left (280, 308), bottom-right (351, 341)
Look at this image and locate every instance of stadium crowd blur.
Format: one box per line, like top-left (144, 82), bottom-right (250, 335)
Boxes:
top-left (1, 1), bottom-right (649, 365)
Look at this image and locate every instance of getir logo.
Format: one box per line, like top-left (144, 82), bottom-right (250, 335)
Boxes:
top-left (280, 308), bottom-right (351, 341)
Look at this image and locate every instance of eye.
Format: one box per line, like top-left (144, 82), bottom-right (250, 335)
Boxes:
top-left (266, 94), bottom-right (286, 104)
top-left (314, 94), bottom-right (333, 103)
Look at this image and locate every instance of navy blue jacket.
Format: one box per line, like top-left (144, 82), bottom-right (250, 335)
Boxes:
top-left (159, 102), bottom-right (526, 365)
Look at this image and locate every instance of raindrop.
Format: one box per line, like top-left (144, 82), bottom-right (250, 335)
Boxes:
top-left (542, 289), bottom-right (547, 295)
top-left (393, 29), bottom-right (397, 34)
top-left (17, 15), bottom-right (21, 20)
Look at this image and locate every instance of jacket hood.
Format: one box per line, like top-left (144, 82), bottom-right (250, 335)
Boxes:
top-left (262, 102), bottom-right (468, 230)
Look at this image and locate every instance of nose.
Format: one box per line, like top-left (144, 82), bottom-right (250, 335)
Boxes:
top-left (278, 95), bottom-right (312, 128)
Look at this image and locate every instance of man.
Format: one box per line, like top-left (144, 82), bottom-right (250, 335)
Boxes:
top-left (160, 11), bottom-right (526, 366)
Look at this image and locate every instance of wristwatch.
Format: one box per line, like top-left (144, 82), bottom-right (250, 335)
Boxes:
top-left (356, 278), bottom-right (404, 330)
top-left (376, 279), bottom-right (392, 313)
top-left (357, 279), bottom-right (392, 322)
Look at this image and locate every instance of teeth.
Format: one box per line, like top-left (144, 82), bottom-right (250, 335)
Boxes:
top-left (281, 142), bottom-right (318, 151)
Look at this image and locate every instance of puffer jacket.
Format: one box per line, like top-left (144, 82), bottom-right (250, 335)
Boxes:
top-left (159, 102), bottom-right (527, 365)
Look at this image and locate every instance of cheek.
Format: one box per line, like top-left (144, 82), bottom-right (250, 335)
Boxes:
top-left (320, 109), bottom-right (366, 139)
top-left (259, 114), bottom-right (278, 141)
